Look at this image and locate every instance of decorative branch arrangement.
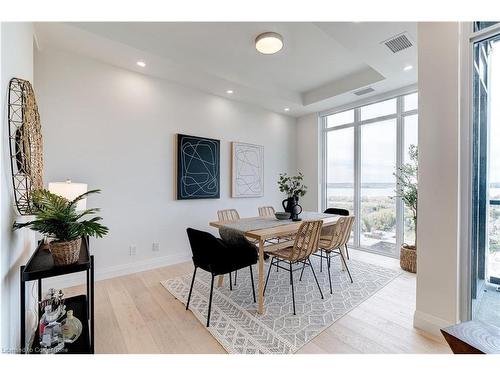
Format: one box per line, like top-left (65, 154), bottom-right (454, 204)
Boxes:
top-left (278, 172), bottom-right (308, 198)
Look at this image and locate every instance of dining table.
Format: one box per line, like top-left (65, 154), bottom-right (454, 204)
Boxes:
top-left (209, 211), bottom-right (340, 314)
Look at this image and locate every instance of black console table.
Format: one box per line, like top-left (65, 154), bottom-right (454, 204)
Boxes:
top-left (20, 237), bottom-right (94, 354)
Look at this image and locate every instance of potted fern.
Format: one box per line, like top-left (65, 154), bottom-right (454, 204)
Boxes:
top-left (394, 145), bottom-right (418, 273)
top-left (14, 189), bottom-right (108, 265)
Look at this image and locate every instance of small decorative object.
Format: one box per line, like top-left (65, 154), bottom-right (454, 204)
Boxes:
top-left (394, 145), bottom-right (418, 273)
top-left (177, 134), bottom-right (220, 200)
top-left (39, 289), bottom-right (66, 354)
top-left (274, 211), bottom-right (291, 220)
top-left (231, 142), bottom-right (264, 198)
top-left (290, 202), bottom-right (303, 222)
top-left (13, 189), bottom-right (108, 265)
top-left (7, 78), bottom-right (44, 215)
top-left (278, 172), bottom-right (307, 213)
top-left (62, 310), bottom-right (83, 343)
top-left (40, 306), bottom-right (64, 354)
top-left (39, 288), bottom-right (66, 320)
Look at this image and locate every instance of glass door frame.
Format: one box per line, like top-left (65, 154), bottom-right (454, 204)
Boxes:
top-left (459, 22), bottom-right (500, 322)
top-left (320, 89), bottom-right (418, 258)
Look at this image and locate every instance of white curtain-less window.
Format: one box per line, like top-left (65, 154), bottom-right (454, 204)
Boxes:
top-left (322, 92), bottom-right (418, 257)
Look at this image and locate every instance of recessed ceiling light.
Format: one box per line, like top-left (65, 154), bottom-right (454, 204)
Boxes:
top-left (404, 65), bottom-right (413, 71)
top-left (284, 107), bottom-right (290, 112)
top-left (226, 89), bottom-right (234, 94)
top-left (136, 61), bottom-right (146, 68)
top-left (255, 32), bottom-right (283, 55)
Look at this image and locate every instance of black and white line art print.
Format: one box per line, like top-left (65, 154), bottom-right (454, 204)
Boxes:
top-left (231, 142), bottom-right (264, 198)
top-left (177, 134), bottom-right (220, 199)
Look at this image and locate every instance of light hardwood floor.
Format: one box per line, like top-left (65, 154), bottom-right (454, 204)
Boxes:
top-left (65, 249), bottom-right (451, 354)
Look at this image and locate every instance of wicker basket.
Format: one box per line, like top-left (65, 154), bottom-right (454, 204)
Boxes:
top-left (400, 244), bottom-right (417, 273)
top-left (49, 238), bottom-right (82, 265)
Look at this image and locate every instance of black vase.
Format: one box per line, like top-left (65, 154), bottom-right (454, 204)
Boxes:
top-left (282, 196), bottom-right (299, 213)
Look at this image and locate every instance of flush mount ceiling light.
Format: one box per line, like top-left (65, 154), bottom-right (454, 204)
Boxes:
top-left (136, 61), bottom-right (146, 67)
top-left (255, 32), bottom-right (283, 55)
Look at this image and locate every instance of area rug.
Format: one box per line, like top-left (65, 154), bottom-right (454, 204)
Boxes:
top-left (161, 256), bottom-right (401, 354)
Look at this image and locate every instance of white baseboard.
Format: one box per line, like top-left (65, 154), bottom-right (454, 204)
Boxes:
top-left (44, 252), bottom-right (191, 290)
top-left (413, 309), bottom-right (457, 337)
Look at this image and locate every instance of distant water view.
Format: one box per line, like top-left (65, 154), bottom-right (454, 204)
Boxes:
top-left (327, 183), bottom-right (395, 197)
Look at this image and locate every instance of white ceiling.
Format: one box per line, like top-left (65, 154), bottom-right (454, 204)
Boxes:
top-left (34, 22), bottom-right (417, 117)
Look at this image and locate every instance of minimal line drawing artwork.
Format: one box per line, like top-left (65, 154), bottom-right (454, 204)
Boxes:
top-left (177, 134), bottom-right (220, 200)
top-left (232, 142), bottom-right (264, 198)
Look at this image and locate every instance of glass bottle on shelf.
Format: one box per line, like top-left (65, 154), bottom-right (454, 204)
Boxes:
top-left (62, 310), bottom-right (82, 343)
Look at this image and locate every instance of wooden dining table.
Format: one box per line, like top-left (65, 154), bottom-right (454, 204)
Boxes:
top-left (209, 213), bottom-right (340, 314)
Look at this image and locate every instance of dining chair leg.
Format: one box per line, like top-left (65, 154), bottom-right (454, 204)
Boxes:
top-left (229, 272), bottom-right (233, 291)
top-left (299, 261), bottom-right (306, 281)
top-left (339, 249), bottom-right (353, 283)
top-left (289, 262), bottom-right (296, 315)
top-left (345, 244), bottom-right (350, 260)
top-left (249, 266), bottom-right (256, 303)
top-left (207, 274), bottom-right (215, 327)
top-left (320, 249), bottom-right (323, 272)
top-left (234, 270), bottom-right (237, 286)
top-left (307, 258), bottom-right (324, 299)
top-left (186, 266), bottom-right (197, 310)
top-left (263, 257), bottom-right (274, 296)
top-left (327, 252), bottom-right (333, 294)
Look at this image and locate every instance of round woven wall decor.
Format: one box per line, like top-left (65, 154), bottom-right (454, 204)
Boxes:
top-left (8, 78), bottom-right (44, 215)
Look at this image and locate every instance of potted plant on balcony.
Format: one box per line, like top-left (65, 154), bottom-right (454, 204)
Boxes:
top-left (278, 172), bottom-right (308, 213)
top-left (395, 145), bottom-right (418, 273)
top-left (13, 189), bottom-right (108, 265)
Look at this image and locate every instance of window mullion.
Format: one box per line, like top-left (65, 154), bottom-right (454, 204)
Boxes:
top-left (354, 107), bottom-right (361, 249)
top-left (396, 97), bottom-right (405, 257)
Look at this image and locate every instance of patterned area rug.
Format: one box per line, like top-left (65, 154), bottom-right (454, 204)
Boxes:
top-left (162, 256), bottom-right (400, 354)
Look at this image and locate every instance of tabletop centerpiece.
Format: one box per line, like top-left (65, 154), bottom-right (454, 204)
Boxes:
top-left (278, 172), bottom-right (307, 218)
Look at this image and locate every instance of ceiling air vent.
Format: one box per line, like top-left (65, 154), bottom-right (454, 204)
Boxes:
top-left (353, 87), bottom-right (375, 96)
top-left (382, 32), bottom-right (413, 53)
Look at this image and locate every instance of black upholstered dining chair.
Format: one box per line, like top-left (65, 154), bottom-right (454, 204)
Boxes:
top-left (185, 228), bottom-right (257, 327)
top-left (324, 207), bottom-right (351, 260)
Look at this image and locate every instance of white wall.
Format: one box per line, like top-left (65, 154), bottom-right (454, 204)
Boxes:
top-left (34, 48), bottom-right (297, 281)
top-left (1, 22), bottom-right (37, 352)
top-left (296, 113), bottom-right (321, 212)
top-left (414, 22), bottom-right (461, 335)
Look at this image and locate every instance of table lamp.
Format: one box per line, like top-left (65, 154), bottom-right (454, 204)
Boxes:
top-left (48, 180), bottom-right (88, 211)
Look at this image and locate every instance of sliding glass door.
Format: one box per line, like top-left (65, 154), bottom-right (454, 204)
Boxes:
top-left (469, 22), bottom-right (500, 326)
top-left (322, 92), bottom-right (418, 257)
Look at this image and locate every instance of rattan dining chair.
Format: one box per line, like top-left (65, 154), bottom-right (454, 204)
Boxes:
top-left (263, 220), bottom-right (324, 315)
top-left (324, 207), bottom-right (351, 260)
top-left (258, 206), bottom-right (275, 217)
top-left (301, 216), bottom-right (354, 294)
top-left (217, 209), bottom-right (240, 222)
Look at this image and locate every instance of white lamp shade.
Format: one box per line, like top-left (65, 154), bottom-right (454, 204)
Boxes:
top-left (48, 181), bottom-right (88, 211)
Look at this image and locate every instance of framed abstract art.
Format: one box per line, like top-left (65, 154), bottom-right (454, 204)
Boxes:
top-left (177, 134), bottom-right (220, 200)
top-left (231, 142), bottom-right (264, 198)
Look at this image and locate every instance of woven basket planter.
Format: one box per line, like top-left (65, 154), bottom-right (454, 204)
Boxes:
top-left (400, 244), bottom-right (417, 273)
top-left (49, 237), bottom-right (82, 266)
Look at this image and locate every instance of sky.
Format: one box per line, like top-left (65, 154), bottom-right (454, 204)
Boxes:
top-left (326, 94), bottom-right (418, 185)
